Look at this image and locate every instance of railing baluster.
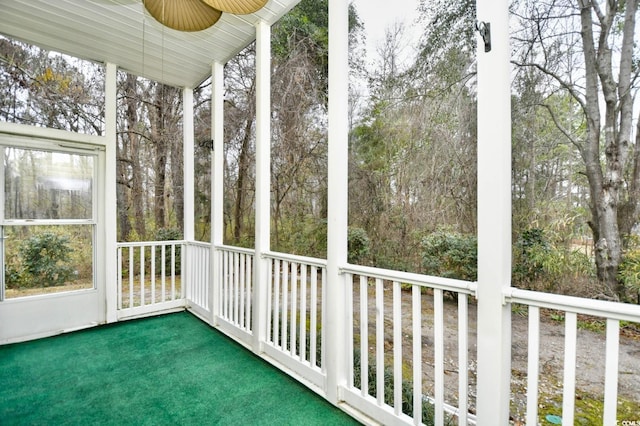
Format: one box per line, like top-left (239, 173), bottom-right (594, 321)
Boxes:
top-left (458, 294), bottom-right (469, 426)
top-left (434, 288), bottom-right (444, 426)
top-left (206, 247), bottom-right (211, 310)
top-left (140, 246), bottom-right (145, 307)
top-left (217, 250), bottom-right (223, 315)
top-left (128, 247), bottom-right (134, 308)
top-left (171, 244), bottom-right (176, 300)
top-left (239, 253), bottom-right (246, 328)
top-left (117, 247), bottom-right (122, 310)
top-left (228, 250), bottom-right (233, 318)
top-left (291, 262), bottom-right (298, 357)
top-left (191, 246), bottom-right (196, 307)
top-left (299, 264), bottom-right (308, 362)
top-left (245, 254), bottom-right (252, 331)
top-left (346, 273), bottom-right (354, 387)
top-left (266, 258), bottom-right (273, 341)
top-left (310, 266), bottom-right (318, 367)
top-left (526, 306), bottom-right (540, 426)
top-left (222, 250), bottom-right (228, 318)
top-left (180, 243), bottom-right (185, 299)
top-left (321, 267), bottom-right (327, 370)
top-left (603, 318), bottom-right (619, 425)
top-left (375, 278), bottom-right (384, 406)
top-left (161, 245), bottom-right (166, 303)
top-left (234, 252), bottom-right (240, 324)
top-left (197, 246), bottom-right (203, 307)
top-left (393, 281), bottom-right (402, 416)
top-left (282, 261), bottom-right (289, 352)
top-left (412, 285), bottom-right (422, 425)
top-left (562, 312), bottom-right (577, 425)
top-left (194, 246), bottom-right (198, 306)
top-left (360, 275), bottom-right (369, 397)
top-left (150, 245), bottom-right (156, 304)
top-left (273, 259), bottom-right (281, 348)
top-left (320, 267), bottom-right (327, 373)
top-left (201, 246), bottom-right (207, 308)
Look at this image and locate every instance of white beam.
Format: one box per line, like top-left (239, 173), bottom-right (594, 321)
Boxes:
top-left (211, 61), bottom-right (225, 325)
top-left (326, 0), bottom-right (349, 404)
top-left (475, 0), bottom-right (512, 424)
top-left (183, 87), bottom-right (195, 242)
top-left (104, 62), bottom-right (118, 323)
top-left (252, 20), bottom-right (271, 352)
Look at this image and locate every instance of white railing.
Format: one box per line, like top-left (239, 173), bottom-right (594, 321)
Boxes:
top-left (505, 288), bottom-right (640, 426)
top-left (262, 251), bottom-right (327, 389)
top-left (185, 241), bottom-right (211, 318)
top-left (213, 245), bottom-right (255, 345)
top-left (114, 242), bottom-right (640, 425)
top-left (116, 240), bottom-right (185, 319)
top-left (341, 264), bottom-right (477, 426)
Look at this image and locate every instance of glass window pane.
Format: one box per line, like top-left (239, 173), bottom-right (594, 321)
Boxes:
top-left (4, 147), bottom-right (94, 220)
top-left (3, 225), bottom-right (94, 299)
top-left (0, 35), bottom-right (106, 136)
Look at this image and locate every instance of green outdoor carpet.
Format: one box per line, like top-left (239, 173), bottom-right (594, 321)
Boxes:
top-left (0, 312), bottom-right (361, 425)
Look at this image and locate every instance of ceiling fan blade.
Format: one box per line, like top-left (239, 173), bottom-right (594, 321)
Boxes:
top-left (143, 0), bottom-right (222, 31)
top-left (201, 0), bottom-right (268, 15)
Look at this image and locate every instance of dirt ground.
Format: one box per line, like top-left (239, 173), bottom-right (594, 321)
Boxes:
top-left (352, 285), bottom-right (640, 423)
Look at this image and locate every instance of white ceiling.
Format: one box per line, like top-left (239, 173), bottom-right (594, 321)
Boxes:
top-left (0, 0), bottom-right (301, 88)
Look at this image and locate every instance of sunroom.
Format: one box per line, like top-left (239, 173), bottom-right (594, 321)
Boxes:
top-left (1, 0), bottom-right (640, 425)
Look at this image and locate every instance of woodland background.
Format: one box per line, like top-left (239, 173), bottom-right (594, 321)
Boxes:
top-left (1, 0), bottom-right (639, 303)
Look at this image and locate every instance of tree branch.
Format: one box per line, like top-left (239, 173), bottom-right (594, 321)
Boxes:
top-left (512, 60), bottom-right (587, 112)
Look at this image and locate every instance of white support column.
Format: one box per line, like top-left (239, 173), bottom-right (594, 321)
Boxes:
top-left (104, 62), bottom-right (118, 323)
top-left (326, 0), bottom-right (349, 404)
top-left (183, 87), bottom-right (195, 242)
top-left (475, 0), bottom-right (512, 425)
top-left (252, 20), bottom-right (271, 352)
top-left (211, 61), bottom-right (225, 326)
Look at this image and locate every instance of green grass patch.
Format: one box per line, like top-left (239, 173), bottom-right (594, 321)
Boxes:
top-left (537, 389), bottom-right (640, 425)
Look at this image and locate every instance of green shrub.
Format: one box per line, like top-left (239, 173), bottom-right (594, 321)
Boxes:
top-left (513, 228), bottom-right (594, 291)
top-left (619, 251), bottom-right (640, 291)
top-left (618, 236), bottom-right (640, 302)
top-left (348, 227), bottom-right (370, 264)
top-left (421, 229), bottom-right (477, 281)
top-left (513, 228), bottom-right (550, 283)
top-left (19, 232), bottom-right (75, 287)
top-left (4, 254), bottom-right (27, 289)
top-left (154, 227), bottom-right (182, 275)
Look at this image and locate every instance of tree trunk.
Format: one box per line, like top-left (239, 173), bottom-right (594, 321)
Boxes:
top-left (152, 83), bottom-right (167, 231)
top-left (580, 0), bottom-right (638, 298)
top-left (124, 74), bottom-right (146, 240)
top-left (117, 76), bottom-right (135, 241)
top-left (172, 119), bottom-right (184, 234)
top-left (233, 113), bottom-right (254, 244)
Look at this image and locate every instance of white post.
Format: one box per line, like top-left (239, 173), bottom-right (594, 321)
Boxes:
top-left (182, 87), bottom-right (195, 311)
top-left (326, 0), bottom-right (349, 404)
top-left (252, 20), bottom-right (271, 352)
top-left (475, 0), bottom-right (512, 424)
top-left (211, 61), bottom-right (225, 326)
top-left (104, 62), bottom-right (118, 323)
top-left (183, 87), bottom-right (195, 242)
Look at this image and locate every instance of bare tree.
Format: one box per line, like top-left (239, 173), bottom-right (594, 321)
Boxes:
top-left (512, 0), bottom-right (640, 298)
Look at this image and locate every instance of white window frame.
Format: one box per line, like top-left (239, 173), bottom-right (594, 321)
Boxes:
top-left (0, 136), bottom-right (103, 301)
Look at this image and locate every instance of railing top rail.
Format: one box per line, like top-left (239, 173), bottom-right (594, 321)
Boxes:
top-left (340, 263), bottom-right (477, 296)
top-left (507, 288), bottom-right (640, 323)
top-left (187, 240), bottom-right (212, 248)
top-left (262, 250), bottom-right (327, 268)
top-left (117, 240), bottom-right (187, 248)
top-left (214, 244), bottom-right (256, 256)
